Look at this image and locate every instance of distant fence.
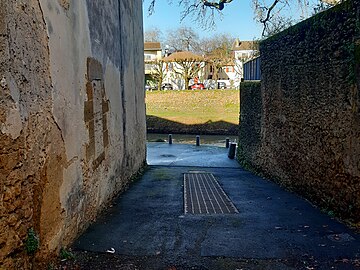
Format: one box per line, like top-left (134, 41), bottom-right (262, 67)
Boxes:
top-left (243, 57), bottom-right (261, 81)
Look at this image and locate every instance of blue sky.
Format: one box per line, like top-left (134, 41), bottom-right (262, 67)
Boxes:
top-left (142, 0), bottom-right (263, 40)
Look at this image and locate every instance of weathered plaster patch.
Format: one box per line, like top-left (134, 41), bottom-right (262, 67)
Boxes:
top-left (58, 0), bottom-right (70, 10)
top-left (45, 18), bottom-right (53, 35)
top-left (85, 58), bottom-right (109, 171)
top-left (40, 0), bottom-right (90, 161)
top-left (8, 76), bottom-right (19, 104)
top-left (0, 1), bottom-right (69, 268)
top-left (0, 77), bottom-right (7, 88)
top-left (1, 106), bottom-right (22, 139)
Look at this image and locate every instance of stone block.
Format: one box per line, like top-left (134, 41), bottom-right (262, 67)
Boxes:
top-left (102, 114), bottom-right (107, 130)
top-left (86, 82), bottom-right (94, 101)
top-left (84, 100), bottom-right (94, 122)
top-left (87, 58), bottom-right (103, 81)
top-left (103, 130), bottom-right (109, 148)
top-left (86, 139), bottom-right (95, 162)
top-left (102, 100), bottom-right (109, 113)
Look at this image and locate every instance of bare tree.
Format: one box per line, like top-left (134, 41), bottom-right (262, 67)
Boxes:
top-left (148, 60), bottom-right (167, 90)
top-left (148, 1), bottom-right (233, 29)
top-left (165, 27), bottom-right (200, 52)
top-left (200, 34), bottom-right (234, 81)
top-left (144, 27), bottom-right (163, 42)
top-left (163, 51), bottom-right (204, 90)
top-left (147, 0), bottom-right (341, 37)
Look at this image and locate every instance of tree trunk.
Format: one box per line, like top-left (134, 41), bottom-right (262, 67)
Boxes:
top-left (213, 66), bottom-right (219, 81)
top-left (185, 78), bottom-right (190, 90)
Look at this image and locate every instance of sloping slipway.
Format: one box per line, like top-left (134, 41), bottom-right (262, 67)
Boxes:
top-left (73, 143), bottom-right (360, 269)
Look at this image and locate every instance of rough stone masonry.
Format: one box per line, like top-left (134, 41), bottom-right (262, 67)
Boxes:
top-left (238, 0), bottom-right (360, 223)
top-left (0, 0), bottom-right (146, 269)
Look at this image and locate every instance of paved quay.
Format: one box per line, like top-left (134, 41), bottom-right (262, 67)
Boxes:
top-left (71, 143), bottom-right (360, 270)
top-left (146, 142), bottom-right (240, 168)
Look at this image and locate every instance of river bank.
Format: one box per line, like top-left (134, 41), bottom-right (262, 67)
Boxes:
top-left (147, 133), bottom-right (238, 147)
top-left (146, 90), bottom-right (240, 135)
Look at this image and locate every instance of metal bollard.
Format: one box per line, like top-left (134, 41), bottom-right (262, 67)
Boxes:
top-left (228, 143), bottom-right (237, 159)
top-left (196, 135), bottom-right (200, 146)
top-left (168, 134), bottom-right (172, 145)
top-left (225, 138), bottom-right (230, 148)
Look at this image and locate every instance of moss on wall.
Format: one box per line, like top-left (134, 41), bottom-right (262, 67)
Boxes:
top-left (237, 82), bottom-right (262, 171)
top-left (239, 0), bottom-right (360, 224)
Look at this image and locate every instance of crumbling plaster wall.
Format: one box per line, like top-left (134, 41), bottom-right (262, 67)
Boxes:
top-left (0, 0), bottom-right (146, 269)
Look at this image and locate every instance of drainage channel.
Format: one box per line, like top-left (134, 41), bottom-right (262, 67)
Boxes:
top-left (184, 172), bottom-right (238, 215)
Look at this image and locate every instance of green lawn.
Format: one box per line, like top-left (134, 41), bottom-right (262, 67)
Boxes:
top-left (146, 90), bottom-right (240, 125)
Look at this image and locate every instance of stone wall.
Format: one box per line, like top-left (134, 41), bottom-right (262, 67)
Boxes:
top-left (238, 0), bottom-right (360, 223)
top-left (0, 0), bottom-right (146, 268)
top-left (237, 82), bottom-right (262, 170)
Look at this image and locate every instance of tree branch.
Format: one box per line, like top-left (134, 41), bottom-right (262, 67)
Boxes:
top-left (202, 0), bottom-right (233, 10)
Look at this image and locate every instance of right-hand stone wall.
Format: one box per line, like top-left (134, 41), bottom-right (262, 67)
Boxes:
top-left (239, 0), bottom-right (360, 223)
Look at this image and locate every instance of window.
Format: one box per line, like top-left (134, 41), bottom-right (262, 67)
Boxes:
top-left (168, 63), bottom-right (173, 71)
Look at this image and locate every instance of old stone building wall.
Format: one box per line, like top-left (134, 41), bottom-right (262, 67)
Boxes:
top-left (238, 0), bottom-right (360, 223)
top-left (0, 0), bottom-right (146, 269)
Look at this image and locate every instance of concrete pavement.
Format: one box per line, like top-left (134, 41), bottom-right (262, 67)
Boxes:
top-left (72, 143), bottom-right (360, 269)
top-left (147, 142), bottom-right (239, 168)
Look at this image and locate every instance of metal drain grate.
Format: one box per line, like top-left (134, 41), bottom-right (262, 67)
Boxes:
top-left (184, 172), bottom-right (238, 214)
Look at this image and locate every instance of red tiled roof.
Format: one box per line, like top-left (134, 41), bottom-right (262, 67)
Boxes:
top-left (163, 51), bottom-right (203, 61)
top-left (232, 39), bottom-right (258, 51)
top-left (144, 42), bottom-right (161, 51)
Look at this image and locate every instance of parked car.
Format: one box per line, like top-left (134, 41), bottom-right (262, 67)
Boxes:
top-left (189, 83), bottom-right (206, 90)
top-left (161, 83), bottom-right (173, 90)
top-left (217, 82), bottom-right (227, 89)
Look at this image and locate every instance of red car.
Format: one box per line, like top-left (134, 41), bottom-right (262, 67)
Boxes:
top-left (189, 83), bottom-right (206, 90)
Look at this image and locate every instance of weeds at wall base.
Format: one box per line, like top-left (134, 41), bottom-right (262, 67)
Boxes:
top-left (59, 248), bottom-right (75, 261)
top-left (25, 228), bottom-right (39, 255)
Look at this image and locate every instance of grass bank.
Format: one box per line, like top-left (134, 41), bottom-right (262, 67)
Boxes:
top-left (146, 90), bottom-right (240, 135)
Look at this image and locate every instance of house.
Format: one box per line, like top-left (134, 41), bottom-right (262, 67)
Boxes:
top-left (232, 39), bottom-right (258, 61)
top-left (201, 40), bottom-right (259, 89)
top-left (231, 39), bottom-right (259, 86)
top-left (144, 42), bottom-right (162, 84)
top-left (143, 40), bottom-right (259, 90)
top-left (202, 60), bottom-right (233, 89)
top-left (144, 42), bottom-right (162, 61)
top-left (162, 51), bottom-right (205, 90)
